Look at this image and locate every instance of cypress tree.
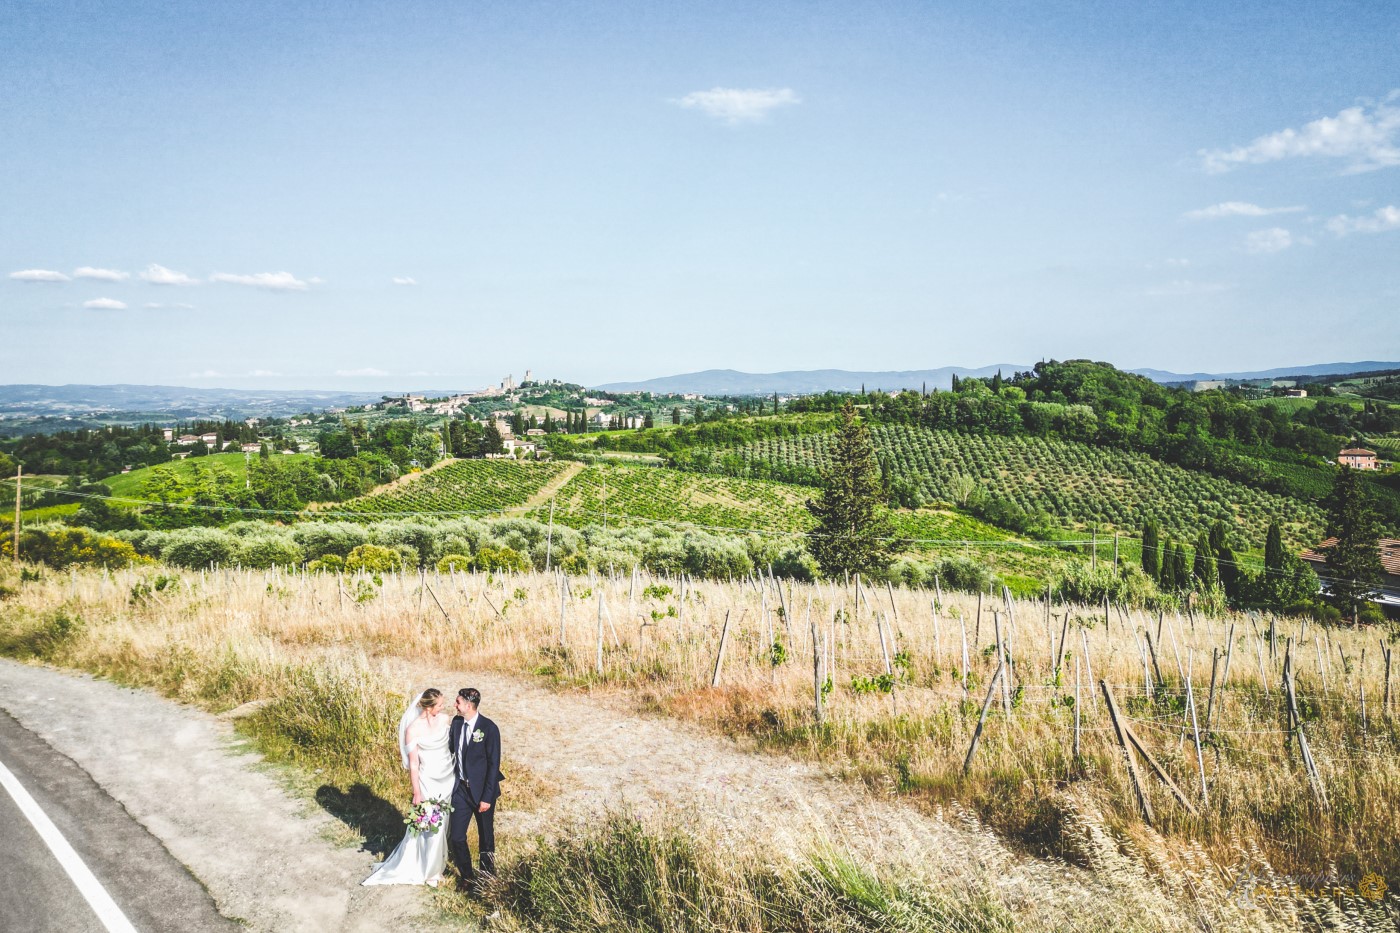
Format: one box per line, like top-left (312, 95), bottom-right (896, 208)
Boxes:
top-left (1160, 539), bottom-right (1177, 590)
top-left (1141, 521), bottom-right (1160, 580)
top-left (806, 401), bottom-right (895, 579)
top-left (1173, 543), bottom-right (1190, 591)
top-left (1263, 522), bottom-right (1285, 575)
top-left (1192, 531), bottom-right (1216, 589)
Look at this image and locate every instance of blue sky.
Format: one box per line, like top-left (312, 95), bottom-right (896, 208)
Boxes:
top-left (2, 1), bottom-right (1397, 390)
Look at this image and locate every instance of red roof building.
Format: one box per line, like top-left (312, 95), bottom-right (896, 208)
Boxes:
top-left (1338, 448), bottom-right (1379, 470)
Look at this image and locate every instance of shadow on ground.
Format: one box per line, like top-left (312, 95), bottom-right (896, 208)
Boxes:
top-left (316, 783), bottom-right (405, 857)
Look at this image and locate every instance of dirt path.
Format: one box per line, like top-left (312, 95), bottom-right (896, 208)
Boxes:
top-left (521, 460), bottom-right (582, 510)
top-left (0, 659), bottom-right (465, 933)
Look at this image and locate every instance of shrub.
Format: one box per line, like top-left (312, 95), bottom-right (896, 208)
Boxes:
top-left (344, 544), bottom-right (404, 573)
top-left (2, 524), bottom-right (145, 569)
top-left (236, 535), bottom-right (304, 569)
top-left (472, 544), bottom-right (530, 573)
top-left (436, 553), bottom-right (473, 573)
top-left (160, 527), bottom-right (239, 569)
top-left (291, 522), bottom-right (368, 560)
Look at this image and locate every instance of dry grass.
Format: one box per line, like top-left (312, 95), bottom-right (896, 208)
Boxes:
top-left (1, 562), bottom-right (1397, 930)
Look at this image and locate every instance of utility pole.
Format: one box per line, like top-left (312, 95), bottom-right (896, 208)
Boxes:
top-left (11, 463), bottom-right (20, 565)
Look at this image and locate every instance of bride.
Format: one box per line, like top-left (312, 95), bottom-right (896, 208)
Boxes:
top-left (362, 687), bottom-right (455, 887)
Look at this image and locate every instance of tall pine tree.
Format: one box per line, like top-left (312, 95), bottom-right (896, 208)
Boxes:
top-left (1323, 466), bottom-right (1383, 618)
top-left (806, 402), bottom-right (894, 579)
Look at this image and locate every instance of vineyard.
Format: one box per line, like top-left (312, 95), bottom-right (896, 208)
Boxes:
top-left (334, 458), bottom-right (570, 517)
top-left (720, 424), bottom-right (1327, 546)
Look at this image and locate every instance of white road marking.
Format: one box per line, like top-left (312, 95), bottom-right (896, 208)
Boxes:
top-left (0, 755), bottom-right (139, 933)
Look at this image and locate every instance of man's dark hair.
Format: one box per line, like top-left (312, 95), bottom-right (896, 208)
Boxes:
top-left (458, 687), bottom-right (481, 707)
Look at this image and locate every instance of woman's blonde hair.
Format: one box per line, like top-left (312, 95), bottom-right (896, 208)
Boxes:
top-left (417, 687), bottom-right (443, 710)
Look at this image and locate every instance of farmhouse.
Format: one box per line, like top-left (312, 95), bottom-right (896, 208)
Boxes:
top-left (1338, 448), bottom-right (1379, 470)
top-left (1283, 389), bottom-right (1308, 398)
top-left (177, 434), bottom-right (200, 445)
top-left (241, 443), bottom-right (261, 453)
top-left (1301, 538), bottom-right (1400, 615)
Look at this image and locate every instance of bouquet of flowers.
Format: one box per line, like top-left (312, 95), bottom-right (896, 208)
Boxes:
top-left (404, 797), bottom-right (454, 836)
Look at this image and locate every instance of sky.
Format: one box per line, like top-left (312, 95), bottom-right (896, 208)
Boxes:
top-left (1, 0), bottom-right (1398, 390)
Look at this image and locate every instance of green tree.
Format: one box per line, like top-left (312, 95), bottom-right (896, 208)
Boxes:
top-left (1322, 465), bottom-right (1384, 618)
top-left (1263, 522), bottom-right (1286, 577)
top-left (1192, 531), bottom-right (1217, 589)
top-left (1141, 520), bottom-right (1161, 580)
top-left (1159, 537), bottom-right (1177, 590)
top-left (805, 402), bottom-right (894, 579)
top-left (671, 407), bottom-right (681, 425)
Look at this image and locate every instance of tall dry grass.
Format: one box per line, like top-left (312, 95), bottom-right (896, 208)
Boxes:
top-left (1, 562), bottom-right (1397, 930)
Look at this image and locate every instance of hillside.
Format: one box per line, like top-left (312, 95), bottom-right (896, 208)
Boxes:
top-left (104, 452), bottom-right (315, 499)
top-left (334, 459), bottom-right (571, 518)
top-left (711, 423), bottom-right (1328, 547)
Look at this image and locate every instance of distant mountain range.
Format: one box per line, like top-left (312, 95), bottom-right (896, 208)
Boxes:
top-left (0, 384), bottom-right (386, 419)
top-left (596, 361), bottom-right (1400, 395)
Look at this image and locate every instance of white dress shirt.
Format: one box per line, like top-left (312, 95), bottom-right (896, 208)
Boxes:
top-left (457, 712), bottom-right (479, 782)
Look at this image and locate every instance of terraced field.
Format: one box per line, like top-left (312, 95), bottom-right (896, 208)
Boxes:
top-left (335, 458), bottom-right (570, 517)
top-left (720, 424), bottom-right (1326, 546)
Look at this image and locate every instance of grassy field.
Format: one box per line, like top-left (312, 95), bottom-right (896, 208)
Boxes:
top-left (1, 564), bottom-right (1394, 930)
top-left (102, 452), bottom-right (314, 498)
top-left (718, 424), bottom-right (1327, 547)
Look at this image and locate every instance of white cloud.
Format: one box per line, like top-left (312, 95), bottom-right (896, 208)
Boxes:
top-left (9, 269), bottom-right (70, 282)
top-left (336, 367), bottom-right (389, 377)
top-left (144, 302), bottom-right (196, 310)
top-left (1325, 205), bottom-right (1400, 235)
top-left (1200, 95), bottom-right (1400, 174)
top-left (142, 263), bottom-right (199, 286)
top-left (1244, 227), bottom-right (1293, 254)
top-left (83, 297), bottom-right (127, 310)
top-left (674, 87), bottom-right (800, 124)
top-left (73, 266), bottom-right (130, 282)
top-left (210, 271), bottom-right (310, 291)
top-left (1183, 201), bottom-right (1305, 220)
top-left (391, 276), bottom-right (418, 286)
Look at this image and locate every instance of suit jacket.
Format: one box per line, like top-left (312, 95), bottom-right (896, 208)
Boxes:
top-left (449, 713), bottom-right (503, 805)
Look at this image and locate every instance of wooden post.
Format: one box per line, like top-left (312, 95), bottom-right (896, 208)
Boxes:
top-left (1101, 680), bottom-right (1154, 823)
top-left (1220, 623), bottom-right (1236, 687)
top-left (811, 619), bottom-right (824, 724)
top-left (711, 610), bottom-right (732, 688)
top-left (1383, 642), bottom-right (1393, 716)
top-left (1186, 671), bottom-right (1208, 805)
top-left (974, 590), bottom-right (982, 645)
top-left (1204, 647), bottom-right (1220, 734)
top-left (930, 600), bottom-right (942, 664)
top-left (1080, 627), bottom-right (1094, 695)
top-left (544, 499), bottom-right (555, 571)
top-left (993, 609), bottom-right (1010, 715)
top-left (11, 463), bottom-right (20, 564)
top-left (596, 592), bottom-right (605, 675)
top-left (1283, 641), bottom-right (1327, 807)
top-left (1073, 653), bottom-right (1082, 759)
top-left (1123, 717), bottom-right (1199, 816)
top-left (1053, 611), bottom-right (1070, 681)
top-left (963, 660), bottom-right (1004, 776)
top-left (1145, 630), bottom-right (1165, 690)
top-left (558, 572), bottom-right (567, 645)
top-left (959, 612), bottom-right (970, 694)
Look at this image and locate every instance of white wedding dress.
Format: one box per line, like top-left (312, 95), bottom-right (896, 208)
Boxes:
top-left (362, 717), bottom-right (455, 886)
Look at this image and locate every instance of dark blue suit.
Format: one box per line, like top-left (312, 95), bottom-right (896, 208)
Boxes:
top-left (448, 713), bottom-right (503, 878)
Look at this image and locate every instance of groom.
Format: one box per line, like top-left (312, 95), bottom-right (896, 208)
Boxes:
top-left (448, 687), bottom-right (502, 889)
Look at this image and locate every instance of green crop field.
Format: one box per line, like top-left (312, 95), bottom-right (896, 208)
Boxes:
top-left (335, 458), bottom-right (570, 517)
top-left (719, 424), bottom-right (1325, 547)
top-left (103, 453), bottom-right (314, 499)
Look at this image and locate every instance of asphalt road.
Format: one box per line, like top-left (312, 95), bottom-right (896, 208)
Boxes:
top-left (0, 708), bottom-right (236, 933)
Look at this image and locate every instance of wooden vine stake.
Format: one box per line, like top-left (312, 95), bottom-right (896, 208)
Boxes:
top-left (711, 610), bottom-right (732, 688)
top-left (1283, 640), bottom-right (1327, 808)
top-left (811, 619), bottom-right (824, 725)
top-left (963, 659), bottom-right (1005, 776)
top-left (1101, 680), bottom-right (1155, 824)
